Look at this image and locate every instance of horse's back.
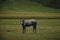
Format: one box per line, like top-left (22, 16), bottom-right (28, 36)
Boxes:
top-left (24, 19), bottom-right (36, 25)
top-left (29, 19), bottom-right (36, 22)
top-left (25, 19), bottom-right (36, 22)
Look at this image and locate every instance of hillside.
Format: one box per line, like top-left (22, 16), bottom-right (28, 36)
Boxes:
top-left (0, 0), bottom-right (60, 13)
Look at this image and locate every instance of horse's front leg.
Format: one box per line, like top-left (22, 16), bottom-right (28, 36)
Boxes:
top-left (33, 27), bottom-right (34, 32)
top-left (23, 26), bottom-right (26, 33)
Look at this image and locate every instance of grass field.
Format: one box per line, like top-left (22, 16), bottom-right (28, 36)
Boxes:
top-left (0, 19), bottom-right (60, 40)
top-left (0, 11), bottom-right (60, 19)
top-left (0, 11), bottom-right (60, 40)
top-left (0, 0), bottom-right (60, 40)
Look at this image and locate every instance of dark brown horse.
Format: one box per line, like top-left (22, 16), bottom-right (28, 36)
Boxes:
top-left (20, 19), bottom-right (37, 33)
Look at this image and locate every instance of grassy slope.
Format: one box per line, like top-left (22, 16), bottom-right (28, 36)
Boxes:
top-left (0, 1), bottom-right (60, 18)
top-left (0, 19), bottom-right (60, 40)
top-left (0, 1), bottom-right (60, 13)
top-left (0, 11), bottom-right (60, 16)
top-left (0, 11), bottom-right (60, 19)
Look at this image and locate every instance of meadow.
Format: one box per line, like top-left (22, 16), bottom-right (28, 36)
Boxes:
top-left (0, 19), bottom-right (60, 40)
top-left (0, 11), bottom-right (60, 19)
top-left (0, 0), bottom-right (60, 40)
top-left (0, 8), bottom-right (60, 40)
top-left (0, 5), bottom-right (60, 40)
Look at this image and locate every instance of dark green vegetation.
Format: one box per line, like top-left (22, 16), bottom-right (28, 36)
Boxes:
top-left (0, 0), bottom-right (60, 12)
top-left (1, 0), bottom-right (60, 9)
top-left (0, 19), bottom-right (60, 40)
top-left (33, 0), bottom-right (60, 9)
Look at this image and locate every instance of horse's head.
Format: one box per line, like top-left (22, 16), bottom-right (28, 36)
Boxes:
top-left (20, 19), bottom-right (24, 24)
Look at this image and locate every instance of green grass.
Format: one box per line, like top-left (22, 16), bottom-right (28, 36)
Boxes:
top-left (0, 1), bottom-right (60, 40)
top-left (0, 19), bottom-right (60, 40)
top-left (1, 1), bottom-right (60, 13)
top-left (0, 11), bottom-right (60, 19)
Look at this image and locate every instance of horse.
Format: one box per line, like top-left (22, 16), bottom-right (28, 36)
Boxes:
top-left (20, 19), bottom-right (37, 33)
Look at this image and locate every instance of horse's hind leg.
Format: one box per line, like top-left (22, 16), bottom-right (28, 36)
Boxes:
top-left (33, 26), bottom-right (36, 32)
top-left (33, 22), bottom-right (37, 33)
